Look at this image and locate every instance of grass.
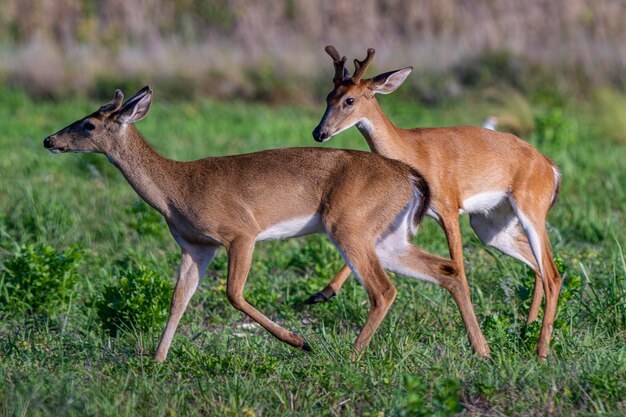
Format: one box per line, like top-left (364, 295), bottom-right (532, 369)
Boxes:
top-left (0, 86), bottom-right (625, 416)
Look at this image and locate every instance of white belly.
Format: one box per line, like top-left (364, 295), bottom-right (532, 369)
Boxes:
top-left (460, 191), bottom-right (507, 215)
top-left (256, 214), bottom-right (324, 241)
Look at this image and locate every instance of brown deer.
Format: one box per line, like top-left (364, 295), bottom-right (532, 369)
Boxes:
top-left (309, 46), bottom-right (562, 358)
top-left (44, 86), bottom-right (463, 362)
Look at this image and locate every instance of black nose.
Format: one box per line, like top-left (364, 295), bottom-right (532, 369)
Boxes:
top-left (312, 126), bottom-right (329, 143)
top-left (43, 137), bottom-right (51, 148)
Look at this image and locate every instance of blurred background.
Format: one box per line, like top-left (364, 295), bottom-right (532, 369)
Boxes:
top-left (1, 0), bottom-right (626, 105)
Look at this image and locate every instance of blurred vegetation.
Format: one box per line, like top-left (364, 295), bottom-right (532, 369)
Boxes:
top-left (1, 1), bottom-right (626, 102)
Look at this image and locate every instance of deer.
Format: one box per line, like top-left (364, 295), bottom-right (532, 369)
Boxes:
top-left (308, 46), bottom-right (562, 359)
top-left (43, 86), bottom-right (468, 362)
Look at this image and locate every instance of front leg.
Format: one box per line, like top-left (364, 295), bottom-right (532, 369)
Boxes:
top-left (226, 237), bottom-right (311, 351)
top-left (440, 213), bottom-right (491, 357)
top-left (154, 246), bottom-right (216, 362)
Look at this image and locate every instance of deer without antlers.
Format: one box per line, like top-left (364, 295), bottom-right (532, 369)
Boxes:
top-left (309, 46), bottom-right (562, 358)
top-left (43, 86), bottom-right (463, 362)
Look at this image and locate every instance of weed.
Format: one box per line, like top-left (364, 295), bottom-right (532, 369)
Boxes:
top-left (125, 199), bottom-right (166, 237)
top-left (95, 264), bottom-right (172, 336)
top-left (533, 108), bottom-right (578, 148)
top-left (0, 243), bottom-right (82, 317)
top-left (398, 373), bottom-right (462, 417)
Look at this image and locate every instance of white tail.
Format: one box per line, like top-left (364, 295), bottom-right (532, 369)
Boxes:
top-left (310, 46), bottom-right (562, 358)
top-left (44, 87), bottom-right (461, 362)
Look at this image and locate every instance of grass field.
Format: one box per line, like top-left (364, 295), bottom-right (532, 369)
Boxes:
top-left (0, 87), bottom-right (625, 416)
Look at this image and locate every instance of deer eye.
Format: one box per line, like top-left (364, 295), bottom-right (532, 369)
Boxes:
top-left (83, 121), bottom-right (95, 131)
top-left (345, 97), bottom-right (355, 106)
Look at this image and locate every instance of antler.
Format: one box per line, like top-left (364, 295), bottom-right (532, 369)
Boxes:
top-left (352, 48), bottom-right (375, 83)
top-left (325, 45), bottom-right (348, 85)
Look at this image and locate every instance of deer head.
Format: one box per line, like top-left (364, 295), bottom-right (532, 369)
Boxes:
top-left (43, 87), bottom-right (153, 154)
top-left (312, 46), bottom-right (413, 142)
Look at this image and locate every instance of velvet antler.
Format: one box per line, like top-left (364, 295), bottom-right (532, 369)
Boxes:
top-left (352, 48), bottom-right (375, 83)
top-left (325, 45), bottom-right (348, 85)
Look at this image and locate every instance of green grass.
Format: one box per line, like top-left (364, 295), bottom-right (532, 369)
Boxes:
top-left (1, 87), bottom-right (625, 416)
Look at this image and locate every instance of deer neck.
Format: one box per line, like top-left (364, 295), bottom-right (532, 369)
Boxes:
top-left (106, 125), bottom-right (182, 217)
top-left (356, 99), bottom-right (407, 160)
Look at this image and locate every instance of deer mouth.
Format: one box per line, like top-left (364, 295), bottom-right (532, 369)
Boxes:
top-left (48, 147), bottom-right (66, 154)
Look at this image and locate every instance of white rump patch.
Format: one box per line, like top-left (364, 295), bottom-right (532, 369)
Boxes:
top-left (256, 214), bottom-right (323, 241)
top-left (461, 191), bottom-right (507, 215)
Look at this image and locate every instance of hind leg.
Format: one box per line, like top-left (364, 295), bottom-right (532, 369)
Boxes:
top-left (510, 197), bottom-right (562, 358)
top-left (375, 224), bottom-right (491, 357)
top-left (469, 201), bottom-right (544, 322)
top-left (328, 234), bottom-right (397, 356)
top-left (301, 264), bottom-right (351, 305)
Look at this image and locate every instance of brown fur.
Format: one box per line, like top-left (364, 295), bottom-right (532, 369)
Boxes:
top-left (43, 86), bottom-right (457, 362)
top-left (310, 46), bottom-right (563, 358)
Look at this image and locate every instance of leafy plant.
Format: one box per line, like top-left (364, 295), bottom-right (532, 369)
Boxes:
top-left (398, 373), bottom-right (462, 417)
top-left (483, 255), bottom-right (578, 352)
top-left (287, 235), bottom-right (343, 281)
top-left (0, 243), bottom-right (82, 317)
top-left (126, 200), bottom-right (165, 236)
top-left (95, 265), bottom-right (173, 336)
top-left (533, 108), bottom-right (578, 148)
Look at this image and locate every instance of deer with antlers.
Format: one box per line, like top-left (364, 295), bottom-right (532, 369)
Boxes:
top-left (309, 46), bottom-right (562, 358)
top-left (43, 86), bottom-right (471, 362)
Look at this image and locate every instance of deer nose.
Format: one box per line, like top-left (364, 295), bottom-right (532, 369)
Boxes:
top-left (312, 126), bottom-right (329, 142)
top-left (43, 136), bottom-right (52, 148)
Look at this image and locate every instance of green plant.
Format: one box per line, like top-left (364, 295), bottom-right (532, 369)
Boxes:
top-left (533, 108), bottom-right (578, 148)
top-left (398, 374), bottom-right (462, 417)
top-left (577, 246), bottom-right (626, 334)
top-left (95, 265), bottom-right (173, 336)
top-left (287, 235), bottom-right (343, 281)
top-left (483, 255), bottom-right (578, 352)
top-left (126, 200), bottom-right (165, 236)
top-left (0, 243), bottom-right (82, 317)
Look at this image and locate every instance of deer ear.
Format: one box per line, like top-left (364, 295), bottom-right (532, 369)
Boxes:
top-left (367, 67), bottom-right (412, 95)
top-left (117, 86), bottom-right (153, 124)
top-left (99, 89), bottom-right (124, 115)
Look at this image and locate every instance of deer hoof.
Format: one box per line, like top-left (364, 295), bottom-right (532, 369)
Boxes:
top-left (302, 290), bottom-right (336, 305)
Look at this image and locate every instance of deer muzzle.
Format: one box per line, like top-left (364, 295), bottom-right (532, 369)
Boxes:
top-left (312, 125), bottom-right (331, 142)
top-left (43, 135), bottom-right (64, 154)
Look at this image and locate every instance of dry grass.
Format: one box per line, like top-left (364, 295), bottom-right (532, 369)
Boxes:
top-left (1, 0), bottom-right (626, 99)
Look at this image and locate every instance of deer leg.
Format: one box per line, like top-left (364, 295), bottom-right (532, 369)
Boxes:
top-left (329, 239), bottom-right (396, 357)
top-left (400, 245), bottom-right (490, 356)
top-left (436, 215), bottom-right (491, 357)
top-left (511, 202), bottom-right (562, 358)
top-left (527, 271), bottom-right (544, 323)
top-left (535, 228), bottom-right (562, 358)
top-left (155, 245), bottom-right (216, 362)
top-left (226, 237), bottom-right (311, 351)
top-left (469, 205), bottom-right (544, 323)
top-left (368, 210), bottom-right (490, 357)
top-left (302, 264), bottom-right (351, 305)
